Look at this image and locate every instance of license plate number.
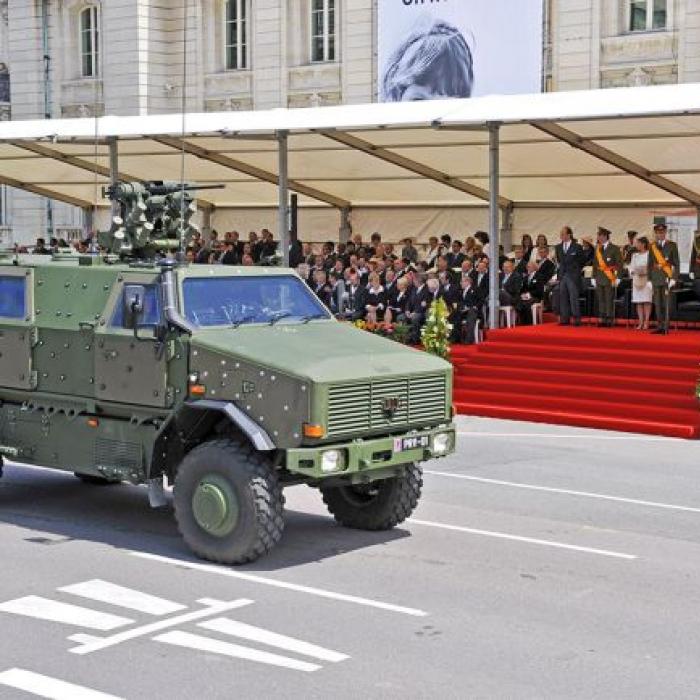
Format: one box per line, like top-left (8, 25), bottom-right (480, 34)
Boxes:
top-left (394, 436), bottom-right (430, 452)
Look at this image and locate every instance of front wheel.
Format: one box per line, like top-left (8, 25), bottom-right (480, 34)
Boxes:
top-left (321, 464), bottom-right (423, 531)
top-left (173, 438), bottom-right (285, 565)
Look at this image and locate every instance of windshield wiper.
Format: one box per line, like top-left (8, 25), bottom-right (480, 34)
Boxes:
top-left (268, 311), bottom-right (293, 326)
top-left (300, 313), bottom-right (328, 324)
top-left (230, 314), bottom-right (256, 329)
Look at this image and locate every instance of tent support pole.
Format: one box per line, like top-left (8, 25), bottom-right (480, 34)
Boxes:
top-left (201, 205), bottom-right (212, 236)
top-left (502, 203), bottom-right (514, 253)
top-left (488, 123), bottom-right (501, 330)
top-left (339, 206), bottom-right (351, 244)
top-left (277, 130), bottom-right (290, 266)
top-left (108, 137), bottom-right (119, 220)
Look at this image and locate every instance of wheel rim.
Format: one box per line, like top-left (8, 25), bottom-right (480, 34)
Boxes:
top-left (192, 474), bottom-right (239, 537)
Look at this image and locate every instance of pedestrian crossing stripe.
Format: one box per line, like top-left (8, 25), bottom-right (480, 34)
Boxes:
top-left (59, 579), bottom-right (187, 616)
top-left (154, 631), bottom-right (323, 673)
top-left (0, 596), bottom-right (133, 631)
top-left (0, 668), bottom-right (123, 700)
top-left (0, 580), bottom-right (350, 673)
top-left (199, 617), bottom-right (349, 663)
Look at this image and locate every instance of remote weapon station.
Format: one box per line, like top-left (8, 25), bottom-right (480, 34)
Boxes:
top-left (0, 182), bottom-right (455, 564)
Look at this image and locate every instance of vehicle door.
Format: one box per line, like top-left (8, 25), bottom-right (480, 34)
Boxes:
top-left (0, 267), bottom-right (36, 391)
top-left (94, 273), bottom-right (173, 409)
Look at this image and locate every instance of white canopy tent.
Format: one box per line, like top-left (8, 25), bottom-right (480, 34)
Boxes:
top-left (1, 82), bottom-right (700, 324)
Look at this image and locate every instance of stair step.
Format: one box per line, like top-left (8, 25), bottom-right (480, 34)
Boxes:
top-left (457, 352), bottom-right (699, 381)
top-left (474, 342), bottom-right (700, 367)
top-left (453, 378), bottom-right (698, 410)
top-left (450, 329), bottom-right (700, 355)
top-left (452, 388), bottom-right (700, 422)
top-left (453, 401), bottom-right (700, 439)
top-left (454, 362), bottom-right (695, 396)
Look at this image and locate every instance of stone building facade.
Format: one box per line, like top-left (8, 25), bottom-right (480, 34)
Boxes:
top-left (0, 0), bottom-right (697, 242)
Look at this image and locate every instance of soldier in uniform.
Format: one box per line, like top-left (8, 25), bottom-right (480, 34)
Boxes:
top-left (591, 227), bottom-right (623, 327)
top-left (648, 223), bottom-right (679, 334)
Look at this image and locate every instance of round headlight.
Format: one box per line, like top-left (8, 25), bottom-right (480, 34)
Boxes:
top-left (432, 433), bottom-right (450, 455)
top-left (321, 450), bottom-right (342, 473)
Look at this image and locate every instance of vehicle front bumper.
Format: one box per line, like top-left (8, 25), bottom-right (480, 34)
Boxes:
top-left (284, 424), bottom-right (456, 483)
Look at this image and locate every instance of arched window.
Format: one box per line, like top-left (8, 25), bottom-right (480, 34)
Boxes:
top-left (80, 5), bottom-right (100, 77)
top-left (311, 0), bottom-right (335, 63)
top-left (225, 0), bottom-right (248, 70)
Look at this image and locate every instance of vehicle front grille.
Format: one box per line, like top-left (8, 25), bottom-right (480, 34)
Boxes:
top-left (326, 374), bottom-right (447, 438)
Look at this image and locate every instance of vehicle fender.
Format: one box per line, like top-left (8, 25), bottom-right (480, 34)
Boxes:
top-left (182, 399), bottom-right (276, 451)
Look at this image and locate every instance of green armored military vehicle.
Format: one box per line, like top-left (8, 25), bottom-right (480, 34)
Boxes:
top-left (0, 183), bottom-right (455, 564)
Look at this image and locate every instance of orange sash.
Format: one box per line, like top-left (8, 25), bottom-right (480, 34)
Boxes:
top-left (595, 245), bottom-right (616, 284)
top-left (650, 243), bottom-right (673, 279)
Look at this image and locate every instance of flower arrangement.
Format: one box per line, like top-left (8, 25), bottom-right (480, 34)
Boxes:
top-left (352, 320), bottom-right (411, 345)
top-left (421, 297), bottom-right (452, 359)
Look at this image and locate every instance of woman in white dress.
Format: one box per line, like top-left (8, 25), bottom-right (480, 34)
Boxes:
top-left (628, 235), bottom-right (653, 330)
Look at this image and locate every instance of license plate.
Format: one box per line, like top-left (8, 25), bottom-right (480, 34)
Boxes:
top-left (394, 435), bottom-right (430, 452)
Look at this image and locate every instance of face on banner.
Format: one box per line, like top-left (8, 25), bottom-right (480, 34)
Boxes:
top-left (378, 0), bottom-right (544, 102)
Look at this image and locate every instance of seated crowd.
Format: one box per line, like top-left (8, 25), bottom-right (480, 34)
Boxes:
top-left (24, 221), bottom-right (682, 340)
top-left (296, 230), bottom-right (557, 344)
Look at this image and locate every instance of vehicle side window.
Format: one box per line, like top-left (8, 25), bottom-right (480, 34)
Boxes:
top-left (110, 284), bottom-right (162, 328)
top-left (0, 276), bottom-right (26, 319)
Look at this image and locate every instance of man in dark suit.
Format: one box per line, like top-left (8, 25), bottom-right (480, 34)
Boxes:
top-left (499, 260), bottom-right (523, 307)
top-left (220, 240), bottom-right (239, 266)
top-left (512, 246), bottom-right (529, 276)
top-left (648, 223), bottom-right (680, 334)
top-left (406, 273), bottom-right (432, 343)
top-left (327, 271), bottom-right (346, 316)
top-left (446, 241), bottom-right (466, 269)
top-left (456, 274), bottom-right (482, 343)
top-left (517, 261), bottom-right (546, 324)
top-left (535, 249), bottom-right (556, 284)
top-left (471, 258), bottom-right (490, 305)
top-left (554, 226), bottom-right (585, 326)
top-left (438, 271), bottom-right (460, 308)
top-left (342, 271), bottom-right (367, 321)
top-left (313, 270), bottom-right (332, 308)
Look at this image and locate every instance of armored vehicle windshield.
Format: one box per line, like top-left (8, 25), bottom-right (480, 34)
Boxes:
top-left (182, 274), bottom-right (330, 327)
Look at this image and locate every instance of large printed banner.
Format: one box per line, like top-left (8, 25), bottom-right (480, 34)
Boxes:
top-left (378, 0), bottom-right (544, 102)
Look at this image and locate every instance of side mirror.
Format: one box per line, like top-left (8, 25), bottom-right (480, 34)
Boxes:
top-left (123, 284), bottom-right (146, 330)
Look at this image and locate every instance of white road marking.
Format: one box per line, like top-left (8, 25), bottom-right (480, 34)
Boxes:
top-left (426, 471), bottom-right (700, 514)
top-left (59, 579), bottom-right (187, 616)
top-left (199, 617), bottom-right (349, 663)
top-left (130, 552), bottom-right (428, 617)
top-left (154, 631), bottom-right (321, 673)
top-left (456, 431), bottom-right (676, 442)
top-left (407, 519), bottom-right (637, 560)
top-left (0, 668), bottom-right (122, 700)
top-left (0, 596), bottom-right (133, 631)
top-left (68, 598), bottom-right (253, 655)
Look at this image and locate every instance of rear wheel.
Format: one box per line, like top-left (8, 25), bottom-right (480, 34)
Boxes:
top-left (74, 473), bottom-right (121, 486)
top-left (321, 463), bottom-right (423, 531)
top-left (173, 438), bottom-right (284, 565)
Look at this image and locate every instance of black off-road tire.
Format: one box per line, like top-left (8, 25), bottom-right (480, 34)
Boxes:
top-left (173, 438), bottom-right (284, 565)
top-left (321, 463), bottom-right (423, 531)
top-left (74, 472), bottom-right (121, 486)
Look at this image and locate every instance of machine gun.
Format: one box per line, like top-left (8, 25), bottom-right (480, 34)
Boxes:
top-left (99, 181), bottom-right (224, 258)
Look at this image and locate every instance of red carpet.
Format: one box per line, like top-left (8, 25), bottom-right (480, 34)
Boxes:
top-left (451, 324), bottom-right (700, 439)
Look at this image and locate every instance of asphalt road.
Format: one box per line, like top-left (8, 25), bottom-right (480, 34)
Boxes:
top-left (1, 416), bottom-right (700, 699)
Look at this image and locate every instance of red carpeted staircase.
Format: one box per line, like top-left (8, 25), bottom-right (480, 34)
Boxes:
top-left (451, 325), bottom-right (700, 439)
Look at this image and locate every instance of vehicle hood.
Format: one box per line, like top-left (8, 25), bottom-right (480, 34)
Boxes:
top-left (190, 321), bottom-right (451, 383)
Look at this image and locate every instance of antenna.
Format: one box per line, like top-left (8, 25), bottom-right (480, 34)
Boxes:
top-left (179, 0), bottom-right (190, 256)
